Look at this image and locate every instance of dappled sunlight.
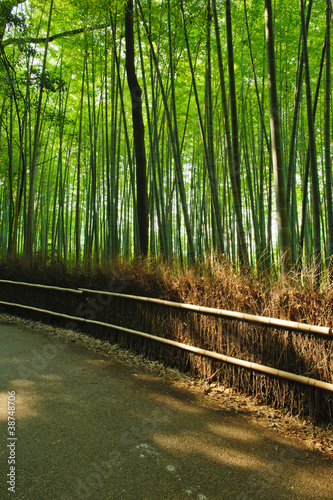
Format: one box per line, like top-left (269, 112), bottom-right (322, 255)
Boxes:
top-left (15, 395), bottom-right (39, 419)
top-left (152, 431), bottom-right (269, 470)
top-left (132, 373), bottom-right (160, 382)
top-left (207, 422), bottom-right (259, 443)
top-left (8, 379), bottom-right (36, 389)
top-left (0, 392), bottom-right (10, 421)
top-left (148, 392), bottom-right (204, 415)
top-left (85, 359), bottom-right (113, 367)
top-left (38, 374), bottom-right (63, 382)
top-left (286, 470), bottom-right (333, 498)
top-left (1, 374), bottom-right (67, 422)
top-left (0, 383), bottom-right (39, 421)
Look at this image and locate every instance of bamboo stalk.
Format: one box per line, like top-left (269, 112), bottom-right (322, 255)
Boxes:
top-left (78, 288), bottom-right (332, 335)
top-left (0, 299), bottom-right (332, 392)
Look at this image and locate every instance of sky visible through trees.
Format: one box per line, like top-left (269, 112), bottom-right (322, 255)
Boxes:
top-left (0, 0), bottom-right (332, 281)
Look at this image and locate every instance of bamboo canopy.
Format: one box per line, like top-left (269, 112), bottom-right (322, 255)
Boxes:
top-left (0, 0), bottom-right (332, 277)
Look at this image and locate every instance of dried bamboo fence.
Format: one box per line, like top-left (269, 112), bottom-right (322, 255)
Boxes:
top-left (0, 279), bottom-right (332, 422)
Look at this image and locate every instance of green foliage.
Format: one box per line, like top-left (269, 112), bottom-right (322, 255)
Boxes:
top-left (0, 0), bottom-right (331, 282)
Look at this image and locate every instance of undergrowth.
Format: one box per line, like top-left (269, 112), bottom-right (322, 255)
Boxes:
top-left (1, 256), bottom-right (333, 326)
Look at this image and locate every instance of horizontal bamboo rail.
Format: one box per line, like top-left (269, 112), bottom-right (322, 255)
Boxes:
top-left (0, 279), bottom-right (331, 335)
top-left (0, 279), bottom-right (83, 294)
top-left (0, 279), bottom-right (330, 335)
top-left (78, 288), bottom-right (333, 336)
top-left (0, 299), bottom-right (333, 393)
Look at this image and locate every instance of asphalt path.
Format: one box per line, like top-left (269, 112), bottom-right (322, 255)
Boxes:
top-left (0, 318), bottom-right (333, 500)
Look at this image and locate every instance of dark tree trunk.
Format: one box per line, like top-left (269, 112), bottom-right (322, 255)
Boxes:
top-left (300, 0), bottom-right (321, 280)
top-left (224, 0), bottom-right (249, 270)
top-left (325, 0), bottom-right (333, 271)
top-left (265, 0), bottom-right (292, 275)
top-left (125, 0), bottom-right (148, 256)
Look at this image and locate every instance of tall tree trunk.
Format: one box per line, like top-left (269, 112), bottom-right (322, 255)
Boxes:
top-left (76, 56), bottom-right (86, 268)
top-left (1, 42), bottom-right (26, 259)
top-left (265, 0), bottom-right (292, 275)
top-left (299, 0), bottom-right (321, 280)
top-left (6, 94), bottom-right (14, 256)
top-left (180, 0), bottom-right (224, 255)
top-left (137, 0), bottom-right (196, 265)
top-left (212, 0), bottom-right (249, 269)
top-left (285, 3), bottom-right (311, 266)
top-left (297, 39), bottom-right (326, 271)
top-left (225, 0), bottom-right (241, 198)
top-left (125, 0), bottom-right (148, 256)
top-left (138, 14), bottom-right (167, 258)
top-left (24, 0), bottom-right (54, 263)
top-left (325, 0), bottom-right (333, 271)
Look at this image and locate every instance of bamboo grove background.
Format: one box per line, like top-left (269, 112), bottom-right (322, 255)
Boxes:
top-left (0, 0), bottom-right (332, 280)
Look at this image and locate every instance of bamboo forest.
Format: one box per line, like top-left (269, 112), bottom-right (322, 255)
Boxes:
top-left (0, 0), bottom-right (332, 282)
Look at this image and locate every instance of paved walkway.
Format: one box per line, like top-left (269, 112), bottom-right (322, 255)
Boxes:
top-left (0, 318), bottom-right (332, 499)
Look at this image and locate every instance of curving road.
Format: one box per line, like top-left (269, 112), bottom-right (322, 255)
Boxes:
top-left (0, 318), bottom-right (332, 499)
